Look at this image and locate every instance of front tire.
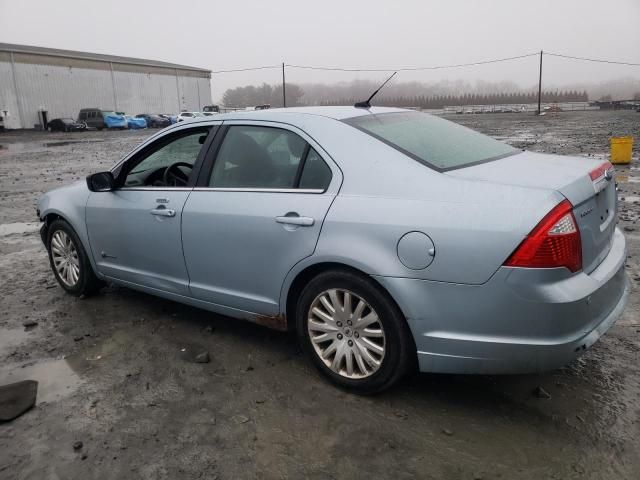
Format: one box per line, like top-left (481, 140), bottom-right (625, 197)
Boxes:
top-left (296, 270), bottom-right (415, 394)
top-left (47, 219), bottom-right (103, 296)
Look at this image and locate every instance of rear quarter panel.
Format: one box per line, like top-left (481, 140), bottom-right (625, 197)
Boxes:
top-left (290, 117), bottom-right (563, 285)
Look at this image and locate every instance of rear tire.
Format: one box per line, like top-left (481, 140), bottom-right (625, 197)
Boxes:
top-left (296, 270), bottom-right (415, 394)
top-left (47, 219), bottom-right (104, 296)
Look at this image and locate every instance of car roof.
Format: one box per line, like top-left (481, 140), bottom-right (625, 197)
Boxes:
top-left (213, 106), bottom-right (407, 122)
top-left (168, 106), bottom-right (413, 131)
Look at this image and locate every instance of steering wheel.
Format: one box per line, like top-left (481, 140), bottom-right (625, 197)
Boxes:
top-left (163, 162), bottom-right (193, 187)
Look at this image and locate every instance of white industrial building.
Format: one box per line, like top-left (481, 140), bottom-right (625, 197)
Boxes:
top-left (0, 43), bottom-right (212, 129)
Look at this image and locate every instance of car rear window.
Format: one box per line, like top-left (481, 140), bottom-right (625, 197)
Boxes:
top-left (344, 111), bottom-right (517, 170)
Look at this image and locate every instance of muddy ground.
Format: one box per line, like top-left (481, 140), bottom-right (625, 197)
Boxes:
top-left (0, 110), bottom-right (639, 480)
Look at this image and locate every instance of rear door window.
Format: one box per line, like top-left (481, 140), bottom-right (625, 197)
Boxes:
top-left (208, 126), bottom-right (332, 191)
top-left (210, 126), bottom-right (306, 189)
top-left (299, 148), bottom-right (332, 190)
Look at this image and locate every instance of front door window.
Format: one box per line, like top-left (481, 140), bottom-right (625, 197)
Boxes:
top-left (122, 128), bottom-right (209, 188)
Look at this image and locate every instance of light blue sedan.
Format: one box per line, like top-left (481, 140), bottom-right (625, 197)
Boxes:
top-left (37, 107), bottom-right (629, 393)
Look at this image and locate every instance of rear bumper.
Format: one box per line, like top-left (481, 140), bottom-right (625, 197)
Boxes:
top-left (375, 227), bottom-right (629, 374)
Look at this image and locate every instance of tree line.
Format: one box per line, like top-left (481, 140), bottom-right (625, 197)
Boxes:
top-left (222, 83), bottom-right (304, 108)
top-left (321, 90), bottom-right (589, 108)
top-left (221, 83), bottom-right (589, 109)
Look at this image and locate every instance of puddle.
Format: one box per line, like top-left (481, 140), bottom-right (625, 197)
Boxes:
top-left (614, 175), bottom-right (638, 184)
top-left (0, 222), bottom-right (40, 236)
top-left (0, 359), bottom-right (84, 404)
top-left (44, 140), bottom-right (102, 148)
top-left (0, 326), bottom-right (32, 357)
top-left (0, 139), bottom-right (103, 154)
top-left (494, 130), bottom-right (537, 146)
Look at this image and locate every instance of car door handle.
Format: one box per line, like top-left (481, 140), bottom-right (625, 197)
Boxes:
top-left (150, 208), bottom-right (176, 217)
top-left (275, 215), bottom-right (315, 226)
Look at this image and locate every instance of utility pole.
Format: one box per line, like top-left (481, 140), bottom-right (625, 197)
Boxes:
top-left (282, 62), bottom-right (286, 108)
top-left (537, 50), bottom-right (543, 115)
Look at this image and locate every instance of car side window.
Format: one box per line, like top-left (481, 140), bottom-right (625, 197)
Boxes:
top-left (299, 147), bottom-right (332, 190)
top-left (209, 125), bottom-right (308, 189)
top-left (123, 128), bottom-right (209, 187)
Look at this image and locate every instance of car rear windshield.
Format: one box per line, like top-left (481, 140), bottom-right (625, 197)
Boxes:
top-left (344, 111), bottom-right (517, 170)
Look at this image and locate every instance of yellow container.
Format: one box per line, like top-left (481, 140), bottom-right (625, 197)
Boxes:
top-left (610, 136), bottom-right (633, 164)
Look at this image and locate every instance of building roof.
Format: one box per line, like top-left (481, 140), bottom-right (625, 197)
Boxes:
top-left (0, 42), bottom-right (210, 73)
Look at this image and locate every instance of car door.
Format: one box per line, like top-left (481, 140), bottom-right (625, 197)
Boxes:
top-left (85, 124), bottom-right (219, 295)
top-left (182, 121), bottom-right (341, 315)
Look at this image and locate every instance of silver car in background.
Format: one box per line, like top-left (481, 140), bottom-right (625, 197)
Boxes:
top-left (37, 107), bottom-right (629, 393)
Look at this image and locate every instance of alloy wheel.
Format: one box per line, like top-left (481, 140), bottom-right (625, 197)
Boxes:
top-left (50, 230), bottom-right (80, 287)
top-left (307, 288), bottom-right (386, 379)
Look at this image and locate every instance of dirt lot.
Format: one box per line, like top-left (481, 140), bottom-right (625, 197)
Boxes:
top-left (0, 111), bottom-right (639, 480)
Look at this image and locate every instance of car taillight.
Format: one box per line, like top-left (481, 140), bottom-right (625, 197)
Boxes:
top-left (504, 199), bottom-right (582, 273)
top-left (588, 161), bottom-right (613, 181)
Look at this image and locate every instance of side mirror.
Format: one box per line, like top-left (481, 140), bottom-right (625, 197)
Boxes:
top-left (86, 171), bottom-right (115, 192)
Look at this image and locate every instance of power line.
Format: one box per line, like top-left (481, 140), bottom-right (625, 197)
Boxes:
top-left (285, 53), bottom-right (539, 72)
top-left (210, 51), bottom-right (640, 76)
top-left (545, 52), bottom-right (640, 67)
top-left (211, 65), bottom-right (281, 74)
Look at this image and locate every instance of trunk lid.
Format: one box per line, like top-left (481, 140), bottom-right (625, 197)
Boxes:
top-left (447, 151), bottom-right (617, 274)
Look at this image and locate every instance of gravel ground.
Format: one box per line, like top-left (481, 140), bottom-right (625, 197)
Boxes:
top-left (0, 110), bottom-right (639, 480)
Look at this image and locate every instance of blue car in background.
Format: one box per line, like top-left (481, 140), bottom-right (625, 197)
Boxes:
top-left (125, 115), bottom-right (147, 129)
top-left (103, 111), bottom-right (127, 130)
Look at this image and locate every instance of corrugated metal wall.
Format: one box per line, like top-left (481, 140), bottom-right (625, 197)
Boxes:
top-left (0, 53), bottom-right (212, 129)
top-left (0, 53), bottom-right (21, 129)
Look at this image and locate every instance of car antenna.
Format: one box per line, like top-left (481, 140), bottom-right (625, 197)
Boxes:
top-left (354, 71), bottom-right (397, 108)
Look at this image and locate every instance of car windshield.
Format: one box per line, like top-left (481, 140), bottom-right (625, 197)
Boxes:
top-left (344, 111), bottom-right (518, 170)
top-left (62, 118), bottom-right (74, 123)
top-left (102, 111), bottom-right (116, 116)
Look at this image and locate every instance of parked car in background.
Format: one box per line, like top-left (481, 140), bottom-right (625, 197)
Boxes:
top-left (177, 112), bottom-right (205, 122)
top-left (136, 114), bottom-right (170, 128)
top-left (36, 106), bottom-right (628, 393)
top-left (78, 109), bottom-right (127, 130)
top-left (124, 115), bottom-right (147, 129)
top-left (48, 118), bottom-right (87, 132)
top-left (159, 114), bottom-right (178, 124)
top-left (202, 105), bottom-right (220, 113)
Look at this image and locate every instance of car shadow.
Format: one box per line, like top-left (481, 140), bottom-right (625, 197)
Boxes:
top-left (86, 283), bottom-right (629, 438)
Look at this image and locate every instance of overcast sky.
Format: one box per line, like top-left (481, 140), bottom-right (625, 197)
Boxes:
top-left (1, 0), bottom-right (639, 101)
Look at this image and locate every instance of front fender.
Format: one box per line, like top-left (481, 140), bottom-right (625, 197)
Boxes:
top-left (38, 181), bottom-right (102, 277)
